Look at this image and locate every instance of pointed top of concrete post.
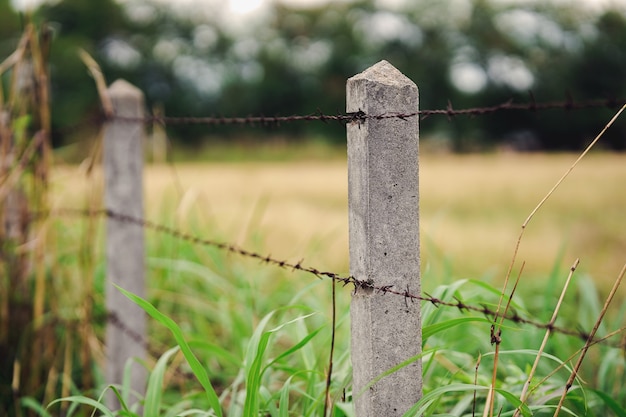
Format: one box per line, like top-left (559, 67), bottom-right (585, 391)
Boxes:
top-left (108, 79), bottom-right (144, 100)
top-left (347, 60), bottom-right (418, 115)
top-left (107, 79), bottom-right (144, 119)
top-left (348, 60), bottom-right (416, 88)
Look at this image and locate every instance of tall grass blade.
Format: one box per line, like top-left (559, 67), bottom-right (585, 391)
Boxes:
top-left (357, 349), bottom-right (434, 400)
top-left (20, 397), bottom-right (53, 417)
top-left (243, 312), bottom-right (275, 417)
top-left (187, 340), bottom-right (241, 368)
top-left (47, 396), bottom-right (115, 417)
top-left (403, 383), bottom-right (485, 417)
top-left (423, 317), bottom-right (491, 343)
top-left (144, 346), bottom-right (180, 417)
top-left (116, 286), bottom-right (223, 417)
top-left (421, 280), bottom-right (469, 326)
top-left (105, 385), bottom-right (134, 416)
top-left (264, 325), bottom-right (323, 369)
top-left (591, 389), bottom-right (626, 417)
top-left (243, 311), bottom-right (316, 417)
top-left (278, 375), bottom-right (293, 417)
top-left (402, 383), bottom-right (532, 417)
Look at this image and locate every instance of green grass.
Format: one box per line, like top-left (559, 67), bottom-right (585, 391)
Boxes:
top-left (23, 202), bottom-right (625, 417)
top-left (8, 152), bottom-right (626, 416)
top-left (30, 238), bottom-right (626, 416)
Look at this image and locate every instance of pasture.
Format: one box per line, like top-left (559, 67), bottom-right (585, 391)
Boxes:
top-left (26, 150), bottom-right (626, 416)
top-left (53, 151), bottom-right (626, 292)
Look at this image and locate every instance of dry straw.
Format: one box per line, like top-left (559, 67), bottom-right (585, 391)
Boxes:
top-left (486, 103), bottom-right (626, 417)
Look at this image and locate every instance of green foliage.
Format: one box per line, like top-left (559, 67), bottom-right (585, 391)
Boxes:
top-left (415, 276), bottom-right (626, 416)
top-left (41, 280), bottom-right (345, 416)
top-left (3, 0), bottom-right (626, 150)
top-left (117, 287), bottom-right (223, 417)
top-left (27, 248), bottom-right (626, 417)
top-left (0, 0), bottom-right (21, 57)
top-left (4, 150), bottom-right (625, 416)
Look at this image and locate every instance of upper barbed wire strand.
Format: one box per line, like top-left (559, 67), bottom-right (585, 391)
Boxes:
top-left (104, 97), bottom-right (626, 126)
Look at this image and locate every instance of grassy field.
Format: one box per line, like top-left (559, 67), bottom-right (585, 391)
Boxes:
top-left (52, 151), bottom-right (626, 293)
top-left (34, 150), bottom-right (626, 416)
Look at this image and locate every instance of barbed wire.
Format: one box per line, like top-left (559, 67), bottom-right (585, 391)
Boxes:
top-left (107, 96), bottom-right (626, 127)
top-left (37, 207), bottom-right (626, 349)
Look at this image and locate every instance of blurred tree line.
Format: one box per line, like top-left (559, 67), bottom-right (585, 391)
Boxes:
top-left (2, 0), bottom-right (626, 151)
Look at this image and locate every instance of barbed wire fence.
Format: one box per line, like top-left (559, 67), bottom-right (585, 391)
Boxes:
top-left (106, 96), bottom-right (626, 126)
top-left (37, 207), bottom-right (625, 350)
top-left (13, 61), bottom-right (626, 414)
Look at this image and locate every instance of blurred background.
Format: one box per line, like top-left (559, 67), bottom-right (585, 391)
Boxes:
top-left (2, 0), bottom-right (626, 153)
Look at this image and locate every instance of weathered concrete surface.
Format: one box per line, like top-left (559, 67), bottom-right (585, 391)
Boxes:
top-left (104, 79), bottom-right (146, 408)
top-left (347, 60), bottom-right (421, 416)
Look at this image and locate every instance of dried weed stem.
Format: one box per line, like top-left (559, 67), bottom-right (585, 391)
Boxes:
top-left (552, 263), bottom-right (626, 416)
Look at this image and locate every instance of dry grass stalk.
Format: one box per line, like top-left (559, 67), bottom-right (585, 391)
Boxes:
top-left (513, 259), bottom-right (579, 417)
top-left (496, 103), bottom-right (626, 316)
top-left (552, 262), bottom-right (626, 416)
top-left (0, 131), bottom-right (45, 200)
top-left (472, 353), bottom-right (481, 417)
top-left (78, 49), bottom-right (113, 118)
top-left (481, 384), bottom-right (494, 417)
top-left (526, 323), bottom-right (626, 402)
top-left (0, 22), bottom-right (95, 415)
top-left (481, 103), bottom-right (626, 416)
top-left (487, 263), bottom-right (523, 417)
top-left (73, 52), bottom-right (109, 391)
top-left (0, 20), bottom-right (32, 352)
top-left (323, 279), bottom-right (337, 417)
top-left (485, 103), bottom-right (626, 415)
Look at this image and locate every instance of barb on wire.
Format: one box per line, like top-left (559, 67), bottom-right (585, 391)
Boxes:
top-left (107, 97), bottom-right (626, 127)
top-left (38, 207), bottom-right (626, 349)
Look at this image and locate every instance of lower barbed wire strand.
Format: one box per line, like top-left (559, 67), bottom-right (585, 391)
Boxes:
top-left (33, 207), bottom-right (626, 349)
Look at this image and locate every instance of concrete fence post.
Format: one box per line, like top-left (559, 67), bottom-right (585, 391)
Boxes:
top-left (104, 79), bottom-right (146, 407)
top-left (347, 60), bottom-right (422, 416)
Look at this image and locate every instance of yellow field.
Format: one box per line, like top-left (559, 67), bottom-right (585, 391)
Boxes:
top-left (51, 152), bottom-right (626, 292)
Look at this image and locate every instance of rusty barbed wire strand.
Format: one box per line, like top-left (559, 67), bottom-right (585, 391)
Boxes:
top-left (111, 111), bottom-right (365, 126)
top-left (106, 97), bottom-right (626, 126)
top-left (37, 207), bottom-right (625, 349)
